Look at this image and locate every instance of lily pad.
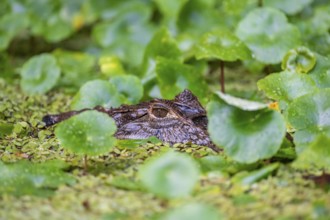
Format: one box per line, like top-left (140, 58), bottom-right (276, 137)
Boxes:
top-left (71, 80), bottom-right (123, 110)
top-left (138, 151), bottom-right (200, 199)
top-left (207, 95), bottom-right (286, 163)
top-left (55, 111), bottom-right (117, 156)
top-left (281, 47), bottom-right (316, 74)
top-left (236, 8), bottom-right (301, 64)
top-left (20, 53), bottom-right (61, 94)
top-left (287, 89), bottom-right (330, 152)
top-left (257, 71), bottom-right (317, 104)
top-left (0, 160), bottom-right (75, 197)
top-left (195, 29), bottom-right (250, 61)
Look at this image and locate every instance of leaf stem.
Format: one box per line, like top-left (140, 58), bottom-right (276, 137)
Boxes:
top-left (258, 0), bottom-right (263, 7)
top-left (83, 154), bottom-right (88, 173)
top-left (220, 60), bottom-right (225, 93)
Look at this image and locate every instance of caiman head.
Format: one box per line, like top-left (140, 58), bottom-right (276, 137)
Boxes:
top-left (43, 89), bottom-right (218, 151)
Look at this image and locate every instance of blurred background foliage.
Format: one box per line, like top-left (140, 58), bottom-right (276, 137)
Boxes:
top-left (0, 0), bottom-right (329, 98)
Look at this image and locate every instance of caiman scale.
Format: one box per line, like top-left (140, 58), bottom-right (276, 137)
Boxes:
top-left (43, 89), bottom-right (219, 152)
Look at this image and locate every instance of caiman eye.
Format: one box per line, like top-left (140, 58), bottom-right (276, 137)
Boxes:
top-left (151, 108), bottom-right (168, 118)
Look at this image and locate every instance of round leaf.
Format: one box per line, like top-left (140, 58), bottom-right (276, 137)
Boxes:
top-left (155, 58), bottom-right (208, 101)
top-left (257, 71), bottom-right (317, 103)
top-left (195, 29), bottom-right (251, 61)
top-left (293, 135), bottom-right (330, 170)
top-left (55, 111), bottom-right (117, 156)
top-left (207, 99), bottom-right (286, 163)
top-left (287, 89), bottom-right (330, 152)
top-left (236, 8), bottom-right (301, 64)
top-left (264, 0), bottom-right (313, 15)
top-left (159, 203), bottom-right (223, 220)
top-left (139, 151), bottom-right (200, 199)
top-left (281, 47), bottom-right (316, 74)
top-left (71, 80), bottom-right (123, 110)
top-left (109, 75), bottom-right (143, 104)
top-left (20, 53), bottom-right (60, 94)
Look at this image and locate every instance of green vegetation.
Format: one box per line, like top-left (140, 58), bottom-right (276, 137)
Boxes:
top-left (1, 0), bottom-right (330, 219)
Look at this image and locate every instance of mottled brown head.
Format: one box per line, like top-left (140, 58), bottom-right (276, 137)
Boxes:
top-left (43, 89), bottom-right (217, 151)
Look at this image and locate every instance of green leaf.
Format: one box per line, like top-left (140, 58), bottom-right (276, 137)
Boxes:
top-left (154, 0), bottom-right (189, 21)
top-left (55, 111), bottom-right (117, 156)
top-left (99, 56), bottom-right (126, 76)
top-left (39, 14), bottom-right (73, 42)
top-left (293, 135), bottom-right (330, 170)
top-left (257, 71), bottom-right (317, 103)
top-left (236, 8), bottom-right (301, 64)
top-left (159, 203), bottom-right (223, 220)
top-left (109, 75), bottom-right (143, 104)
top-left (71, 80), bottom-right (123, 110)
top-left (198, 155), bottom-right (258, 174)
top-left (214, 91), bottom-right (268, 111)
top-left (138, 151), bottom-right (200, 199)
top-left (92, 2), bottom-right (154, 67)
top-left (287, 89), bottom-right (330, 152)
top-left (264, 0), bottom-right (313, 15)
top-left (194, 29), bottom-right (251, 61)
top-left (0, 13), bottom-right (29, 50)
top-left (232, 163), bottom-right (280, 185)
top-left (20, 53), bottom-right (61, 94)
top-left (141, 28), bottom-right (181, 77)
top-left (207, 94), bottom-right (286, 163)
top-left (281, 47), bottom-right (316, 74)
top-left (308, 54), bottom-right (330, 89)
top-left (223, 0), bottom-right (250, 15)
top-left (116, 137), bottom-right (161, 149)
top-left (53, 49), bottom-right (96, 88)
top-left (155, 58), bottom-right (208, 101)
top-left (0, 160), bottom-right (75, 197)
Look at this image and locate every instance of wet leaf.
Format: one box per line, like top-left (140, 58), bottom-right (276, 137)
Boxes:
top-left (236, 8), bottom-right (301, 64)
top-left (138, 151), bottom-right (199, 199)
top-left (109, 75), bottom-right (143, 104)
top-left (195, 29), bottom-right (250, 61)
top-left (55, 111), bottom-right (117, 156)
top-left (281, 46), bottom-right (316, 74)
top-left (20, 53), bottom-right (61, 94)
top-left (207, 95), bottom-right (286, 163)
top-left (287, 89), bottom-right (330, 152)
top-left (159, 203), bottom-right (223, 220)
top-left (309, 54), bottom-right (330, 89)
top-left (257, 71), bottom-right (317, 104)
top-left (71, 80), bottom-right (123, 110)
top-left (0, 160), bottom-right (75, 197)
